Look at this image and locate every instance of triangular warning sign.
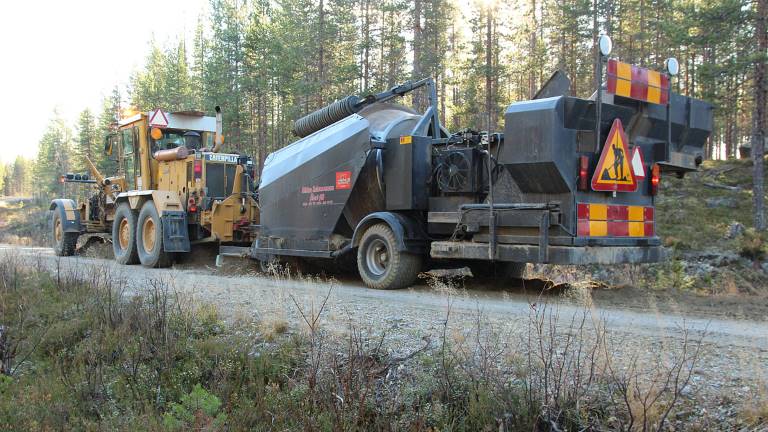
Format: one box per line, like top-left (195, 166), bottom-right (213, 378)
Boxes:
top-left (631, 146), bottom-right (646, 179)
top-left (591, 119), bottom-right (637, 192)
top-left (149, 109), bottom-right (169, 127)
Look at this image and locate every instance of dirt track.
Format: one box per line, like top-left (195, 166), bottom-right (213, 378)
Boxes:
top-left (2, 243), bottom-right (767, 417)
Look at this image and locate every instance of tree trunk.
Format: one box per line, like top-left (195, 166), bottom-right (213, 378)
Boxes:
top-left (318, 0), bottom-right (325, 107)
top-left (529, 0), bottom-right (538, 98)
top-left (753, 0), bottom-right (767, 230)
top-left (363, 0), bottom-right (370, 91)
top-left (413, 0), bottom-right (423, 111)
top-left (485, 6), bottom-right (493, 131)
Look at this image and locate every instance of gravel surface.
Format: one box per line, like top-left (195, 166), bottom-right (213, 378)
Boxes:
top-left (3, 243), bottom-right (767, 427)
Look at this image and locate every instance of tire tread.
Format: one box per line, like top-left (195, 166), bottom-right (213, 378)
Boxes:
top-left (357, 223), bottom-right (422, 290)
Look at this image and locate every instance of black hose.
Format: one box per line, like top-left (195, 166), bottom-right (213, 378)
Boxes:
top-left (292, 95), bottom-right (362, 137)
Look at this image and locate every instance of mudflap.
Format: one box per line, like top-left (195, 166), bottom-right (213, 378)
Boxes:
top-left (161, 211), bottom-right (191, 253)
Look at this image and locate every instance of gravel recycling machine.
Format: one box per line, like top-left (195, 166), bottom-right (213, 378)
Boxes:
top-left (221, 39), bottom-right (713, 290)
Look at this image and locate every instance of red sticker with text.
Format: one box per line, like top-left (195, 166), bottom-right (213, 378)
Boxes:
top-left (335, 171), bottom-right (352, 190)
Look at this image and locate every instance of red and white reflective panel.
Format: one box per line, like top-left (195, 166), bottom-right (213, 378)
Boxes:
top-left (606, 59), bottom-right (670, 105)
top-left (149, 109), bottom-right (169, 127)
top-left (631, 147), bottom-right (646, 179)
top-left (577, 203), bottom-right (655, 237)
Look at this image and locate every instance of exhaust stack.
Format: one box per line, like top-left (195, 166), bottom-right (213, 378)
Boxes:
top-left (212, 106), bottom-right (224, 153)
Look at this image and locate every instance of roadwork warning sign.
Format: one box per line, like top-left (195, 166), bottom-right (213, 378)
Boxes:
top-left (591, 119), bottom-right (637, 192)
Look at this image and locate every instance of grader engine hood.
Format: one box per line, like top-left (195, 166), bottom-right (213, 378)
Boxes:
top-left (196, 152), bottom-right (250, 199)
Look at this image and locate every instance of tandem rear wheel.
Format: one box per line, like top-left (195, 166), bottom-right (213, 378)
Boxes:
top-left (112, 203), bottom-right (139, 265)
top-left (357, 223), bottom-right (422, 290)
top-left (136, 201), bottom-right (172, 268)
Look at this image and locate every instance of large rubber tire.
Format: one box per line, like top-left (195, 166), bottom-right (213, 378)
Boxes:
top-left (112, 203), bottom-right (139, 265)
top-left (468, 261), bottom-right (526, 279)
top-left (51, 210), bottom-right (78, 257)
top-left (136, 201), bottom-right (172, 268)
top-left (357, 223), bottom-right (422, 290)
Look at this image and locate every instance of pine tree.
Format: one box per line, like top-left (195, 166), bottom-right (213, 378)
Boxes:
top-left (97, 87), bottom-right (121, 174)
top-left (131, 40), bottom-right (167, 110)
top-left (753, 0), bottom-right (767, 230)
top-left (34, 113), bottom-right (73, 196)
top-left (75, 109), bottom-right (99, 174)
top-left (164, 40), bottom-right (195, 111)
top-left (5, 157), bottom-right (31, 196)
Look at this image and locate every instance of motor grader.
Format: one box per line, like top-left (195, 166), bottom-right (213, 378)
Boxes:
top-left (50, 107), bottom-right (259, 267)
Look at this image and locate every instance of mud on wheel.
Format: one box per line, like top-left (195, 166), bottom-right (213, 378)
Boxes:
top-left (51, 210), bottom-right (78, 256)
top-left (112, 203), bottom-right (139, 264)
top-left (357, 223), bottom-right (422, 290)
top-left (136, 201), bottom-right (172, 268)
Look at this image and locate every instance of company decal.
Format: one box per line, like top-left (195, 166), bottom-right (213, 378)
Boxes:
top-left (301, 185), bottom-right (335, 207)
top-left (335, 171), bottom-right (352, 190)
top-left (204, 153), bottom-right (239, 163)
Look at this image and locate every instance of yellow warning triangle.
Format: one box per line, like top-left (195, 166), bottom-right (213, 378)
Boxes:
top-left (591, 119), bottom-right (637, 192)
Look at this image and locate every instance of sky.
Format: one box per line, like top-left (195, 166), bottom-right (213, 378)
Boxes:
top-left (0, 0), bottom-right (208, 164)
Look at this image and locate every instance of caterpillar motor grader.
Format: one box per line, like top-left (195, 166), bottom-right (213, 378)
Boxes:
top-left (50, 107), bottom-right (259, 267)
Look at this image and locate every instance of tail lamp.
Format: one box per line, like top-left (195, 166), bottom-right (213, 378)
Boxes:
top-left (188, 196), bottom-right (197, 212)
top-left (577, 155), bottom-right (589, 191)
top-left (650, 163), bottom-right (661, 195)
top-left (193, 160), bottom-right (203, 179)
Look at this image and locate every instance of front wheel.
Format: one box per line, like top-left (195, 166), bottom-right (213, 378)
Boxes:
top-left (136, 201), bottom-right (172, 268)
top-left (51, 210), bottom-right (78, 256)
top-left (357, 223), bottom-right (422, 290)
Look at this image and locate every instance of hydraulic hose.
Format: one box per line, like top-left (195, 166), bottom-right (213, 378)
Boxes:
top-left (292, 95), bottom-right (362, 138)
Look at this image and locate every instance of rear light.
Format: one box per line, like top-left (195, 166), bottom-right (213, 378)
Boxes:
top-left (650, 163), bottom-right (660, 195)
top-left (578, 155), bottom-right (589, 191)
top-left (188, 197), bottom-right (197, 212)
top-left (193, 160), bottom-right (203, 179)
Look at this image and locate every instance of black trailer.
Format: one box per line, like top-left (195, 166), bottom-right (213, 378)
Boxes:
top-left (221, 48), bottom-right (712, 290)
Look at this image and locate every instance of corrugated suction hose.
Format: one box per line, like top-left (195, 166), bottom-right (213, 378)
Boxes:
top-left (292, 95), bottom-right (362, 138)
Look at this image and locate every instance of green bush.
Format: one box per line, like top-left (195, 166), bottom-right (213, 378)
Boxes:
top-left (163, 384), bottom-right (227, 431)
top-left (739, 228), bottom-right (767, 260)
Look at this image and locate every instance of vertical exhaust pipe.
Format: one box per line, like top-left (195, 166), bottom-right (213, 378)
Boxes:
top-left (212, 106), bottom-right (224, 153)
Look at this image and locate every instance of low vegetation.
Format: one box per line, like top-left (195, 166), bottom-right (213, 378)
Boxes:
top-left (0, 198), bottom-right (48, 246)
top-left (652, 158), bottom-right (768, 294)
top-left (4, 252), bottom-right (760, 431)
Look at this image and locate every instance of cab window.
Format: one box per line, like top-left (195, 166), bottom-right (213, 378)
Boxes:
top-left (150, 129), bottom-right (204, 155)
top-left (121, 127), bottom-right (137, 190)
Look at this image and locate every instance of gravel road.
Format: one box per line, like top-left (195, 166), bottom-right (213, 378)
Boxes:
top-left (2, 243), bottom-right (767, 424)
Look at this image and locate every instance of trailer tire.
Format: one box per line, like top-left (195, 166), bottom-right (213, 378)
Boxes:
top-left (112, 203), bottom-right (139, 265)
top-left (357, 223), bottom-right (422, 290)
top-left (136, 201), bottom-right (172, 268)
top-left (52, 210), bottom-right (78, 257)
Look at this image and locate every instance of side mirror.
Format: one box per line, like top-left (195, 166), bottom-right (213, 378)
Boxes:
top-left (104, 134), bottom-right (114, 155)
top-left (103, 134), bottom-right (119, 161)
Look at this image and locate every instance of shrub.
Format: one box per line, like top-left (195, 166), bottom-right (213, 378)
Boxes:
top-left (163, 383), bottom-right (227, 431)
top-left (739, 228), bottom-right (767, 260)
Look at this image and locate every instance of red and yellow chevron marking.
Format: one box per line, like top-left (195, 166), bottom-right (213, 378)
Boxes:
top-left (606, 59), bottom-right (669, 105)
top-left (577, 203), bottom-right (654, 237)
